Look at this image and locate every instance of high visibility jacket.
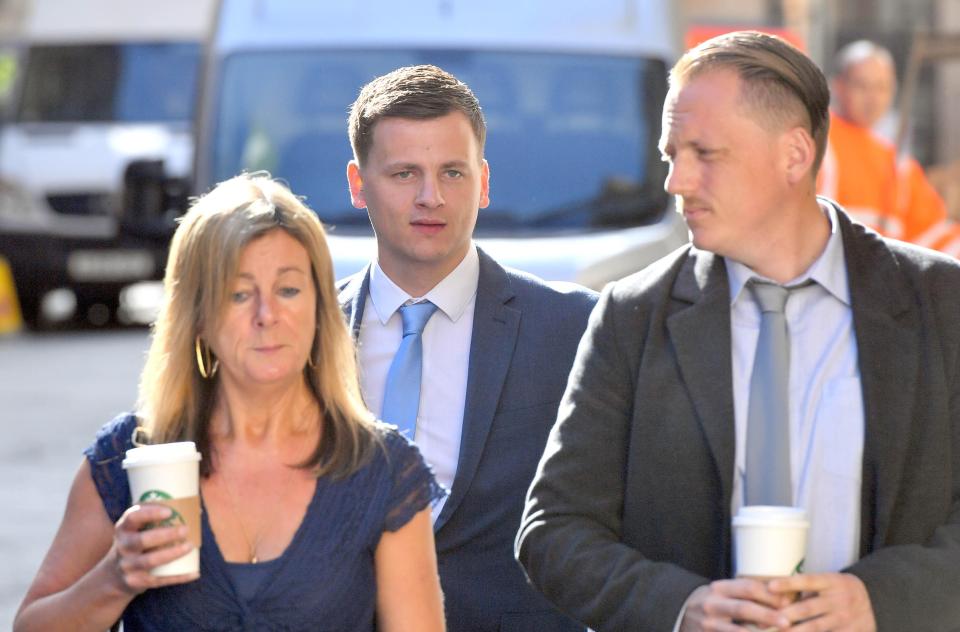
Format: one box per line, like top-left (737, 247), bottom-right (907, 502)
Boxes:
top-left (819, 112), bottom-right (960, 257)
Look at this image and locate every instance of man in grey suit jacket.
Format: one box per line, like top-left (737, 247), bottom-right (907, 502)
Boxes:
top-left (340, 65), bottom-right (596, 631)
top-left (518, 31), bottom-right (960, 631)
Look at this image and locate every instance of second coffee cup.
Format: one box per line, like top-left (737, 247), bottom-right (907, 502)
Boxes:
top-left (732, 506), bottom-right (809, 632)
top-left (733, 505), bottom-right (808, 579)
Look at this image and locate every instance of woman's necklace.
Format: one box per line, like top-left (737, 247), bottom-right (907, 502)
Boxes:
top-left (210, 401), bottom-right (320, 563)
top-left (218, 459), bottom-right (297, 564)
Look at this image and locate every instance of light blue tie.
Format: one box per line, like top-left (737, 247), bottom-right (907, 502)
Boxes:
top-left (744, 281), bottom-right (796, 506)
top-left (381, 301), bottom-right (438, 438)
top-left (745, 281), bottom-right (793, 506)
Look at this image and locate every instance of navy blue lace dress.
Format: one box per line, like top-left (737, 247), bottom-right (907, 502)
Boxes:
top-left (85, 414), bottom-right (445, 631)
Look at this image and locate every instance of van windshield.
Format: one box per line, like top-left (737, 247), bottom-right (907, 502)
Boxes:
top-left (17, 43), bottom-right (200, 124)
top-left (210, 50), bottom-right (669, 232)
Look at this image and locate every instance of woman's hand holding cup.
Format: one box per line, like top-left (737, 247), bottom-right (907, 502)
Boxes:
top-left (111, 503), bottom-right (198, 594)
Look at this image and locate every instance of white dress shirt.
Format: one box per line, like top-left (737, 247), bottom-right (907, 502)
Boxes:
top-left (357, 246), bottom-right (479, 521)
top-left (726, 201), bottom-right (864, 574)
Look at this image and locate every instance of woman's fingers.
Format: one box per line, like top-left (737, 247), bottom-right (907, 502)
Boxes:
top-left (112, 504), bottom-right (196, 594)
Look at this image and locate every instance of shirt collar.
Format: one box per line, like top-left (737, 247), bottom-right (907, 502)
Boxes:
top-left (368, 245), bottom-right (480, 324)
top-left (725, 200), bottom-right (850, 306)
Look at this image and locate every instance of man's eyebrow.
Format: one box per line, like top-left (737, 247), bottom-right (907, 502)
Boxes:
top-left (378, 162), bottom-right (419, 173)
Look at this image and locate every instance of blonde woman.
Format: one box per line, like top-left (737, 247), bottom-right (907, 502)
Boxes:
top-left (15, 173), bottom-right (446, 631)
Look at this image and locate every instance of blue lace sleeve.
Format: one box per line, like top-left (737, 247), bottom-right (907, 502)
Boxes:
top-left (382, 430), bottom-right (447, 532)
top-left (82, 413), bottom-right (139, 524)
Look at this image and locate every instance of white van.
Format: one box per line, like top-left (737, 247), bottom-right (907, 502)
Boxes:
top-left (194, 0), bottom-right (688, 288)
top-left (0, 0), bottom-right (214, 326)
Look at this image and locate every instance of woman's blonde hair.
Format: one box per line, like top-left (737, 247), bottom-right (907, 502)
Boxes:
top-left (136, 172), bottom-right (378, 478)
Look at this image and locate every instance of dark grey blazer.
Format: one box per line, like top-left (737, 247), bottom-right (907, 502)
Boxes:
top-left (517, 205), bottom-right (960, 631)
top-left (339, 246), bottom-right (597, 632)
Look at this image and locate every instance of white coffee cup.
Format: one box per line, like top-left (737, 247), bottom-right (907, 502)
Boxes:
top-left (733, 505), bottom-right (809, 579)
top-left (122, 441), bottom-right (202, 577)
top-left (732, 506), bottom-right (809, 632)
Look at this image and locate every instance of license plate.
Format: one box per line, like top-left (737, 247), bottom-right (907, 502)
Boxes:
top-left (67, 249), bottom-right (155, 282)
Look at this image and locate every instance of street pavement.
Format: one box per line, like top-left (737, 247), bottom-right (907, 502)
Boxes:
top-left (0, 328), bottom-right (150, 629)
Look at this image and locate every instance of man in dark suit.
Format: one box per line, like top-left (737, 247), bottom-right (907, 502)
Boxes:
top-left (339, 65), bottom-right (596, 631)
top-left (517, 31), bottom-right (960, 632)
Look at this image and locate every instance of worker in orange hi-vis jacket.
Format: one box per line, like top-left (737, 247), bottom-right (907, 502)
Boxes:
top-left (818, 39), bottom-right (960, 257)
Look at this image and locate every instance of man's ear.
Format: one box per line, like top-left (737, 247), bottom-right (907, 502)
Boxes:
top-left (479, 159), bottom-right (490, 209)
top-left (347, 160), bottom-right (366, 209)
top-left (782, 126), bottom-right (816, 186)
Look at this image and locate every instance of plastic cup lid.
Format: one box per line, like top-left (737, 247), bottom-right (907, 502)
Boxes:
top-left (733, 505), bottom-right (809, 528)
top-left (122, 441), bottom-right (201, 468)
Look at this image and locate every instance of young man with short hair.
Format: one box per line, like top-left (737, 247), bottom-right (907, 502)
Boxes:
top-left (341, 64), bottom-right (596, 632)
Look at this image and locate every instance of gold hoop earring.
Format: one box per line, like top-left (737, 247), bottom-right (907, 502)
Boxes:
top-left (307, 353), bottom-right (315, 369)
top-left (195, 336), bottom-right (219, 378)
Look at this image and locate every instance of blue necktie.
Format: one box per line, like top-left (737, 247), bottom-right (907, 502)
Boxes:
top-left (745, 281), bottom-right (793, 506)
top-left (380, 301), bottom-right (438, 438)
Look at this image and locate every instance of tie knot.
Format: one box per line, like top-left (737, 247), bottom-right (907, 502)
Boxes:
top-left (749, 281), bottom-right (790, 314)
top-left (399, 301), bottom-right (438, 336)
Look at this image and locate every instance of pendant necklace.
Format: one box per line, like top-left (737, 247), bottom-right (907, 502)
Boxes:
top-left (220, 460), bottom-right (296, 564)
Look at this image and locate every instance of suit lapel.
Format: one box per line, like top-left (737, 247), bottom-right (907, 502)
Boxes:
top-left (338, 265), bottom-right (372, 340)
top-left (838, 210), bottom-right (919, 552)
top-left (434, 249), bottom-right (519, 532)
top-left (666, 251), bottom-right (737, 512)
top-left (659, 211), bottom-right (919, 558)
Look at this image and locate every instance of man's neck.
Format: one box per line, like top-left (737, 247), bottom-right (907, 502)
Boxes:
top-left (741, 197), bottom-right (831, 284)
top-left (377, 250), bottom-right (471, 298)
